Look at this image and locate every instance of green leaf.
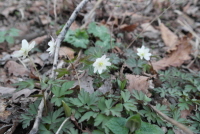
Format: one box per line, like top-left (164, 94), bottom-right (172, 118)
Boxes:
top-left (64, 29), bottom-right (89, 48)
top-left (87, 22), bottom-right (110, 40)
top-left (135, 122), bottom-right (164, 134)
top-left (0, 36), bottom-right (5, 43)
top-left (109, 53), bottom-right (122, 64)
top-left (55, 68), bottom-right (70, 78)
top-left (51, 81), bottom-right (74, 97)
top-left (125, 114), bottom-right (141, 132)
top-left (8, 28), bottom-right (20, 37)
top-left (13, 79), bottom-right (35, 90)
top-left (123, 101), bottom-right (138, 112)
top-left (5, 36), bottom-right (14, 44)
top-left (78, 111), bottom-right (97, 123)
top-left (92, 130), bottom-right (104, 134)
top-left (0, 31), bottom-right (7, 36)
top-left (60, 81), bottom-right (74, 95)
top-left (110, 103), bottom-right (123, 117)
top-left (105, 117), bottom-right (129, 134)
top-left (51, 96), bottom-right (64, 106)
top-left (42, 108), bottom-right (64, 124)
top-left (67, 128), bottom-right (79, 134)
top-left (62, 101), bottom-right (71, 117)
top-left (20, 100), bottom-right (40, 129)
top-left (94, 114), bottom-right (112, 127)
top-left (121, 91), bottom-right (131, 102)
top-left (132, 90), bottom-right (151, 105)
top-left (178, 98), bottom-right (193, 110)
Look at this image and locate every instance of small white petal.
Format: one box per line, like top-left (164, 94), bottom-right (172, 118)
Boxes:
top-left (22, 39), bottom-right (29, 50)
top-left (29, 41), bottom-right (36, 51)
top-left (12, 50), bottom-right (23, 58)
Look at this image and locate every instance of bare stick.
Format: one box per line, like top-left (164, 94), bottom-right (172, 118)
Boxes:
top-left (55, 117), bottom-right (69, 134)
top-left (149, 104), bottom-right (193, 134)
top-left (29, 0), bottom-right (90, 134)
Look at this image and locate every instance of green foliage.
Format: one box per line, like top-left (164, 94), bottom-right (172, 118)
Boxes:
top-left (55, 68), bottom-right (70, 78)
top-left (125, 114), bottom-right (141, 132)
top-left (131, 90), bottom-right (151, 105)
top-left (121, 91), bottom-right (138, 112)
top-left (64, 29), bottom-right (89, 48)
top-left (51, 81), bottom-right (74, 106)
top-left (87, 22), bottom-right (110, 41)
top-left (98, 97), bottom-right (123, 116)
top-left (135, 121), bottom-right (164, 134)
top-left (13, 79), bottom-right (35, 90)
top-left (190, 113), bottom-right (200, 131)
top-left (0, 28), bottom-right (20, 44)
top-left (62, 100), bottom-right (71, 117)
top-left (105, 117), bottom-right (129, 134)
top-left (40, 108), bottom-right (74, 134)
top-left (140, 104), bottom-right (169, 126)
top-left (125, 59), bottom-right (146, 75)
top-left (20, 100), bottom-right (40, 129)
top-left (109, 53), bottom-right (122, 65)
top-left (117, 79), bottom-right (127, 91)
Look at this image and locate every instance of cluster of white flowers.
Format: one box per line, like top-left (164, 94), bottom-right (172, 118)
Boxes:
top-left (12, 38), bottom-right (151, 75)
top-left (12, 37), bottom-right (56, 58)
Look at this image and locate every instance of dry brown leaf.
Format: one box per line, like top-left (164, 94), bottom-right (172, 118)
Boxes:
top-left (0, 86), bottom-right (16, 95)
top-left (70, 21), bottom-right (80, 30)
top-left (126, 74), bottom-right (150, 96)
top-left (39, 15), bottom-right (51, 25)
top-left (74, 75), bottom-right (94, 93)
top-left (119, 24), bottom-right (137, 32)
top-left (4, 61), bottom-right (30, 77)
top-left (180, 106), bottom-right (194, 119)
top-left (97, 80), bottom-right (112, 94)
top-left (160, 23), bottom-right (179, 52)
top-left (152, 36), bottom-right (192, 71)
top-left (141, 23), bottom-right (160, 39)
top-left (59, 47), bottom-right (75, 60)
top-left (12, 88), bottom-right (38, 103)
top-left (1, 6), bottom-right (17, 17)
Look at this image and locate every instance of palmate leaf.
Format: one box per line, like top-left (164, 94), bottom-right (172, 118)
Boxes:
top-left (87, 22), bottom-right (110, 41)
top-left (94, 114), bottom-right (112, 128)
top-left (78, 111), bottom-right (98, 123)
top-left (20, 100), bottom-right (40, 129)
top-left (178, 98), bottom-right (193, 110)
top-left (98, 97), bottom-right (123, 116)
top-left (64, 29), bottom-right (89, 48)
top-left (105, 117), bottom-right (129, 134)
top-left (135, 122), bottom-right (164, 134)
top-left (126, 114), bottom-right (141, 132)
top-left (51, 81), bottom-right (74, 97)
top-left (42, 108), bottom-right (64, 124)
top-left (13, 79), bottom-right (35, 90)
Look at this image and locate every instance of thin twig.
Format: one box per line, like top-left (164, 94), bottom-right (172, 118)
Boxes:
top-left (29, 0), bottom-right (90, 134)
top-left (54, 0), bottom-right (57, 22)
top-left (148, 104), bottom-right (193, 134)
top-left (55, 117), bottom-right (69, 134)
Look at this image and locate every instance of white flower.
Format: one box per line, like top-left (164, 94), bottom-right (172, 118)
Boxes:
top-left (137, 46), bottom-right (152, 61)
top-left (93, 55), bottom-right (111, 74)
top-left (12, 39), bottom-right (35, 59)
top-left (46, 37), bottom-right (56, 56)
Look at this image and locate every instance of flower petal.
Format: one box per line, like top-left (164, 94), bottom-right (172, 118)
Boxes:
top-left (22, 39), bottom-right (29, 50)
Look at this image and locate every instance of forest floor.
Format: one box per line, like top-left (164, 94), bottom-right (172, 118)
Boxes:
top-left (0, 0), bottom-right (200, 134)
